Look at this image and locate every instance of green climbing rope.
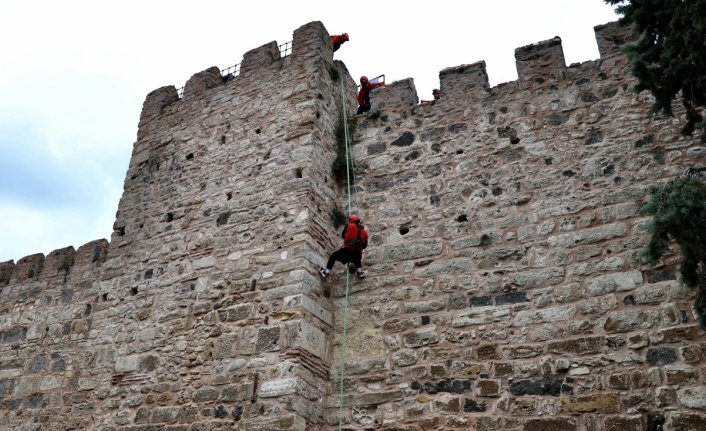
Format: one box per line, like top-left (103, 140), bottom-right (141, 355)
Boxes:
top-left (337, 78), bottom-right (353, 431)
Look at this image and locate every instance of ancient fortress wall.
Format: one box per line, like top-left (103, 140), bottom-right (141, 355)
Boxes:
top-left (1, 20), bottom-right (705, 431)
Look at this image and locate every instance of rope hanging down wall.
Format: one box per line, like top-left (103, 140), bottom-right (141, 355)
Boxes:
top-left (337, 78), bottom-right (353, 431)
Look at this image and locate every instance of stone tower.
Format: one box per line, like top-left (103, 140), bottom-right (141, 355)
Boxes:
top-left (1, 20), bottom-right (706, 431)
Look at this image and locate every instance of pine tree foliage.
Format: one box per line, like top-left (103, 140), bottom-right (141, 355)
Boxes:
top-left (641, 175), bottom-right (706, 327)
top-left (606, 0), bottom-right (706, 141)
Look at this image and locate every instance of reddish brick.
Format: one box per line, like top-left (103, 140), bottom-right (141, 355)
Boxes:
top-left (523, 417), bottom-right (577, 431)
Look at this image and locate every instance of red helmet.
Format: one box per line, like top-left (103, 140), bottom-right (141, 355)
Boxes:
top-left (349, 214), bottom-right (361, 224)
top-left (360, 76), bottom-right (368, 84)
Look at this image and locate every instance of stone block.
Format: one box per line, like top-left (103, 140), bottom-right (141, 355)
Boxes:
top-left (514, 305), bottom-right (576, 326)
top-left (646, 347), bottom-right (677, 366)
top-left (453, 307), bottom-right (510, 327)
top-left (562, 393), bottom-right (620, 413)
top-left (511, 267), bottom-right (565, 288)
top-left (382, 240), bottom-right (442, 263)
top-left (403, 327), bottom-right (438, 347)
top-left (115, 355), bottom-right (139, 373)
top-left (548, 224), bottom-right (627, 248)
top-left (476, 344), bottom-right (501, 360)
top-left (477, 380), bottom-right (500, 397)
top-left (509, 378), bottom-right (561, 397)
top-left (439, 61), bottom-right (489, 102)
top-left (392, 349), bottom-right (418, 367)
top-left (594, 21), bottom-right (639, 57)
top-left (284, 294), bottom-right (332, 325)
top-left (586, 271), bottom-right (642, 296)
top-left (515, 36), bottom-right (565, 81)
top-left (502, 344), bottom-right (545, 359)
top-left (677, 386), bottom-right (706, 409)
top-left (603, 310), bottom-right (660, 333)
top-left (669, 412), bottom-right (706, 430)
top-left (282, 320), bottom-right (327, 359)
top-left (665, 367), bottom-right (699, 385)
top-left (523, 417), bottom-right (576, 431)
top-left (548, 336), bottom-right (604, 355)
top-left (255, 326), bottom-right (281, 353)
top-left (603, 416), bottom-right (642, 431)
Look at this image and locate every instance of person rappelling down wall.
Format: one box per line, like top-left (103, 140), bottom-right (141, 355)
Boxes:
top-left (320, 214), bottom-right (369, 279)
top-left (357, 75), bottom-right (384, 115)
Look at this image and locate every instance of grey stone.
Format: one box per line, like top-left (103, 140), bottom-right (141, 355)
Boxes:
top-left (392, 349), bottom-right (418, 367)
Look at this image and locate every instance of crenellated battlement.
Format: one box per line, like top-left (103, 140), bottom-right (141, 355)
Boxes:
top-left (138, 22), bottom-right (333, 130)
top-left (370, 21), bottom-right (633, 115)
top-left (0, 239), bottom-right (108, 288)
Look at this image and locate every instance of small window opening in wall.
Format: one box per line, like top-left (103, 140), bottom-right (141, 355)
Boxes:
top-left (399, 226), bottom-right (410, 235)
top-left (316, 111), bottom-right (320, 119)
top-left (456, 214), bottom-right (468, 222)
top-left (186, 153), bottom-right (194, 160)
top-left (226, 192), bottom-right (233, 201)
top-left (221, 135), bottom-right (226, 145)
top-left (255, 128), bottom-right (261, 134)
top-left (456, 149), bottom-right (464, 154)
top-left (130, 287), bottom-right (138, 296)
top-left (101, 293), bottom-right (108, 301)
top-left (295, 168), bottom-right (303, 178)
top-left (166, 213), bottom-right (174, 222)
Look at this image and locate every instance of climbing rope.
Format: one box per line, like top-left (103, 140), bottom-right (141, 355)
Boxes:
top-left (337, 78), bottom-right (353, 431)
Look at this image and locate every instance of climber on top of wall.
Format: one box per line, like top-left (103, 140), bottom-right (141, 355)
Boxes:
top-left (357, 75), bottom-right (384, 115)
top-left (421, 88), bottom-right (441, 104)
top-left (331, 33), bottom-right (349, 52)
top-left (320, 214), bottom-right (369, 280)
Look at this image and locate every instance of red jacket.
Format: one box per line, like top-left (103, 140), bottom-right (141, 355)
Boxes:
top-left (342, 222), bottom-right (368, 252)
top-left (357, 81), bottom-right (384, 106)
top-left (331, 35), bottom-right (346, 52)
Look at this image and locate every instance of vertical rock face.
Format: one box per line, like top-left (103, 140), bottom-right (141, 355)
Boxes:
top-left (0, 19), bottom-right (705, 431)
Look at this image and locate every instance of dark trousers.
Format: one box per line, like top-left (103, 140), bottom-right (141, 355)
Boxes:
top-left (357, 92), bottom-right (372, 115)
top-left (326, 248), bottom-right (362, 270)
top-left (357, 102), bottom-right (371, 115)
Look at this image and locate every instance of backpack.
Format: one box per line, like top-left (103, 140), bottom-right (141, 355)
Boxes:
top-left (343, 223), bottom-right (365, 251)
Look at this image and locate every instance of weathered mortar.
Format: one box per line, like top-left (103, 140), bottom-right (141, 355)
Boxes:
top-left (0, 19), bottom-right (705, 431)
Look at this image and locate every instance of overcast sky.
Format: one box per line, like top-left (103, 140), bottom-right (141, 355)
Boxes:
top-left (0, 1), bottom-right (619, 262)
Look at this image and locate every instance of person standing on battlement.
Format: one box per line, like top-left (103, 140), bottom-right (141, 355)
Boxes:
top-left (320, 214), bottom-right (368, 279)
top-left (331, 33), bottom-right (349, 52)
top-left (421, 88), bottom-right (441, 104)
top-left (357, 75), bottom-right (384, 115)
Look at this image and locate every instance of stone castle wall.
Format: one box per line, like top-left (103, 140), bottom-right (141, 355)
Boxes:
top-left (1, 20), bottom-right (705, 431)
top-left (329, 22), bottom-right (706, 431)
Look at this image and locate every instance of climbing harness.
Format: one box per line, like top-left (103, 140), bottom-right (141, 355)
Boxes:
top-left (337, 78), bottom-right (354, 431)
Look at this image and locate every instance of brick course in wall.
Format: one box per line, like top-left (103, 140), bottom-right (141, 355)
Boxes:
top-left (1, 20), bottom-right (705, 431)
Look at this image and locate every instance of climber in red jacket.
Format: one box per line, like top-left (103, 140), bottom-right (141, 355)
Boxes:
top-left (357, 75), bottom-right (384, 115)
top-left (320, 214), bottom-right (369, 279)
top-left (331, 33), bottom-right (349, 52)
